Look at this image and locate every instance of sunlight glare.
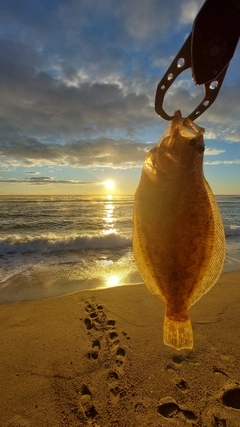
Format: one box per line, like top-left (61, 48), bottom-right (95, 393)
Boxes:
top-left (106, 275), bottom-right (120, 287)
top-left (103, 228), bottom-right (116, 235)
top-left (104, 180), bottom-right (115, 190)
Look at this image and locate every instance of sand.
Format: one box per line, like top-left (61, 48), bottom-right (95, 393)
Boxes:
top-left (0, 271), bottom-right (240, 427)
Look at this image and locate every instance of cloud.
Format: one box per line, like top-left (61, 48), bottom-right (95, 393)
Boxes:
top-left (204, 148), bottom-right (226, 156)
top-left (204, 130), bottom-right (217, 139)
top-left (180, 1), bottom-right (204, 24)
top-left (0, 176), bottom-right (99, 186)
top-left (123, 0), bottom-right (181, 41)
top-left (0, 136), bottom-right (151, 169)
top-left (0, 0), bottom-right (239, 179)
top-left (0, 38), bottom-right (156, 143)
top-left (204, 159), bottom-right (240, 165)
top-left (151, 55), bottom-right (175, 70)
top-left (162, 77), bottom-right (240, 143)
top-left (227, 130), bottom-right (240, 143)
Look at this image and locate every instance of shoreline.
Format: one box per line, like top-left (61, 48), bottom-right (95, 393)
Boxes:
top-left (1, 270), bottom-right (240, 426)
top-left (1, 250), bottom-right (240, 305)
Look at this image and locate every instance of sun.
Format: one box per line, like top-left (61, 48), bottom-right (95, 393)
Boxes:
top-left (104, 180), bottom-right (115, 191)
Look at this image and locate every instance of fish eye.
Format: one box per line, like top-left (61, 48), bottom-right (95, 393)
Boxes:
top-left (189, 138), bottom-right (197, 145)
top-left (198, 145), bottom-right (205, 154)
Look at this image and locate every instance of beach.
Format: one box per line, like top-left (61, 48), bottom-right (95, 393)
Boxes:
top-left (1, 270), bottom-right (240, 427)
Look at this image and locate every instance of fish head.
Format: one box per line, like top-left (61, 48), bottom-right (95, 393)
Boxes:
top-left (144, 111), bottom-right (205, 179)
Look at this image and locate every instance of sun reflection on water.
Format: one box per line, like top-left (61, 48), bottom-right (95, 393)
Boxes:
top-left (103, 200), bottom-right (116, 235)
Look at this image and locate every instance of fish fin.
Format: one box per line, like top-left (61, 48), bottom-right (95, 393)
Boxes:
top-left (163, 312), bottom-right (193, 350)
top-left (189, 179), bottom-right (225, 307)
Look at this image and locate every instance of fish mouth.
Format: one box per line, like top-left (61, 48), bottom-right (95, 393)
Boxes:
top-left (174, 111), bottom-right (205, 138)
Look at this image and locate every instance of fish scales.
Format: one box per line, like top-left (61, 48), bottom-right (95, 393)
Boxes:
top-left (133, 110), bottom-right (225, 350)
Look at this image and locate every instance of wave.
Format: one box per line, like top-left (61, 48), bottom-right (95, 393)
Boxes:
top-left (1, 223), bottom-right (239, 256)
top-left (0, 232), bottom-right (132, 255)
top-left (224, 225), bottom-right (240, 237)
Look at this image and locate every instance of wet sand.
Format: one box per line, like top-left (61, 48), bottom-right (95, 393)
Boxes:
top-left (0, 270), bottom-right (240, 427)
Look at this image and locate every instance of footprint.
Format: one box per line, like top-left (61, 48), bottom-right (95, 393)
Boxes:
top-left (85, 302), bottom-right (95, 314)
top-left (108, 370), bottom-right (119, 381)
top-left (165, 363), bottom-right (189, 393)
top-left (84, 317), bottom-right (93, 330)
top-left (212, 366), bottom-right (228, 378)
top-left (107, 368), bottom-right (121, 406)
top-left (222, 386), bottom-right (240, 410)
top-left (109, 386), bottom-right (121, 405)
top-left (158, 400), bottom-right (179, 418)
top-left (182, 409), bottom-right (197, 421)
top-left (84, 301), bottom-right (107, 331)
top-left (176, 378), bottom-right (189, 392)
top-left (158, 398), bottom-right (197, 422)
top-left (213, 417), bottom-right (227, 427)
top-left (109, 332), bottom-right (118, 341)
top-left (89, 339), bottom-right (101, 360)
top-left (171, 352), bottom-right (198, 366)
top-left (79, 385), bottom-right (98, 419)
top-left (90, 311), bottom-right (98, 319)
top-left (109, 386), bottom-right (126, 406)
top-left (109, 332), bottom-right (120, 349)
top-left (107, 320), bottom-right (116, 329)
top-left (115, 348), bottom-right (125, 373)
top-left (172, 355), bottom-right (184, 365)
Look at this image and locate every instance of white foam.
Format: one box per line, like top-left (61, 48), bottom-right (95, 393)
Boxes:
top-left (0, 232), bottom-right (132, 256)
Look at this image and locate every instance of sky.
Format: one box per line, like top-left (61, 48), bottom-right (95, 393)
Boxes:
top-left (0, 0), bottom-right (239, 196)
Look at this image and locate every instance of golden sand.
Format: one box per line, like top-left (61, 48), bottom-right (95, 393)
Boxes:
top-left (0, 270), bottom-right (240, 426)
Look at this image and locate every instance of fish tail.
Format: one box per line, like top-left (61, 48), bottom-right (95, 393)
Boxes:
top-left (163, 311), bottom-right (193, 350)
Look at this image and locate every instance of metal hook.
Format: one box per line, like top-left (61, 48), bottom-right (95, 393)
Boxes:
top-left (155, 33), bottom-right (230, 121)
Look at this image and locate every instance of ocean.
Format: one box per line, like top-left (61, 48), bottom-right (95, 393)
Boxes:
top-left (0, 195), bottom-right (240, 303)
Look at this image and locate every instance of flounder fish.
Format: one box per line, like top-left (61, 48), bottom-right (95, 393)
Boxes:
top-left (133, 110), bottom-right (225, 350)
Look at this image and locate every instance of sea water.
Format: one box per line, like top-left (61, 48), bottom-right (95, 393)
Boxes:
top-left (0, 195), bottom-right (239, 303)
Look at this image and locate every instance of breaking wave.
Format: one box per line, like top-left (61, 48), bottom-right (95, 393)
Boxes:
top-left (1, 224), bottom-right (239, 256)
top-left (0, 232), bottom-right (132, 256)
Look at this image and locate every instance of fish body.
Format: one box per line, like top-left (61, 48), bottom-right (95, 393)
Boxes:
top-left (133, 111), bottom-right (225, 350)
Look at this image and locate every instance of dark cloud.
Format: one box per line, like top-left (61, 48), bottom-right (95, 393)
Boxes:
top-left (0, 0), bottom-right (239, 177)
top-left (0, 33), bottom-right (158, 170)
top-left (0, 38), bottom-right (155, 141)
top-left (0, 135), bottom-right (153, 168)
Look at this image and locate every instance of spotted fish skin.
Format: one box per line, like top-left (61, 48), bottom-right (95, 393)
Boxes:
top-left (133, 110), bottom-right (225, 350)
